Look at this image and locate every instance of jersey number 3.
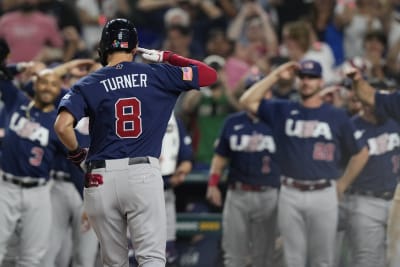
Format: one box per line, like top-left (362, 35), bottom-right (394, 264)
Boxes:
top-left (115, 97), bottom-right (142, 138)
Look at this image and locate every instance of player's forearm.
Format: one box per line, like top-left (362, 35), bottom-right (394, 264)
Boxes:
top-left (54, 113), bottom-right (79, 151)
top-left (338, 147), bottom-right (369, 189)
top-left (166, 53), bottom-right (217, 87)
top-left (208, 154), bottom-right (227, 186)
top-left (176, 160), bottom-right (192, 176)
top-left (352, 79), bottom-right (376, 106)
top-left (239, 70), bottom-right (279, 110)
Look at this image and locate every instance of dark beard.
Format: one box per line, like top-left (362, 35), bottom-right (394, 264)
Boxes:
top-left (300, 87), bottom-right (320, 100)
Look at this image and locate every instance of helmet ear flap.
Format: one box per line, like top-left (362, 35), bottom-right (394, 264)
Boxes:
top-left (98, 48), bottom-right (108, 66)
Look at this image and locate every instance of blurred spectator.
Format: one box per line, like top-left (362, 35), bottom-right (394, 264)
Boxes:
top-left (175, 0), bottom-right (225, 57)
top-left (281, 20), bottom-right (336, 83)
top-left (269, 0), bottom-right (313, 38)
top-left (308, 0), bottom-right (345, 66)
top-left (76, 0), bottom-right (124, 51)
top-left (362, 30), bottom-right (399, 87)
top-left (164, 7), bottom-right (191, 27)
top-left (162, 25), bottom-right (202, 59)
top-left (335, 0), bottom-right (384, 59)
top-left (181, 55), bottom-right (234, 170)
top-left (227, 1), bottom-right (278, 62)
top-left (205, 29), bottom-right (234, 58)
top-left (387, 0), bottom-right (400, 48)
top-left (36, 0), bottom-right (90, 61)
top-left (0, 0), bottom-right (64, 63)
top-left (38, 0), bottom-right (82, 33)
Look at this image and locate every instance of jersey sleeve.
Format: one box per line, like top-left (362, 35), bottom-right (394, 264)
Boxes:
top-left (176, 118), bottom-right (193, 163)
top-left (257, 99), bottom-right (283, 126)
top-left (0, 80), bottom-right (26, 109)
top-left (152, 64), bottom-right (199, 93)
top-left (375, 91), bottom-right (400, 122)
top-left (57, 85), bottom-right (88, 124)
top-left (339, 113), bottom-right (364, 157)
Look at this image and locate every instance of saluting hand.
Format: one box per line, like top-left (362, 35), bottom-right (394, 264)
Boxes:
top-left (137, 47), bottom-right (172, 63)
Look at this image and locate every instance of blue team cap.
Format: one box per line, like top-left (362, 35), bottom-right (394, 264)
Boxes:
top-left (298, 60), bottom-right (322, 78)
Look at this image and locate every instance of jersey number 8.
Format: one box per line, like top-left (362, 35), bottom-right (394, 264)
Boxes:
top-left (115, 97), bottom-right (142, 138)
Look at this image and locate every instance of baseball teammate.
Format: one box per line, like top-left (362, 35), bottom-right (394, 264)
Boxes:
top-left (53, 18), bottom-right (217, 267)
top-left (240, 60), bottom-right (369, 267)
top-left (0, 68), bottom-right (64, 266)
top-left (160, 112), bottom-right (193, 266)
top-left (206, 105), bottom-right (280, 266)
top-left (42, 116), bottom-right (98, 267)
top-left (346, 68), bottom-right (400, 267)
top-left (344, 100), bottom-right (400, 267)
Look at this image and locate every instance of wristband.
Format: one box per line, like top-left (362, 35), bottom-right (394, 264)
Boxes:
top-left (208, 173), bottom-right (221, 186)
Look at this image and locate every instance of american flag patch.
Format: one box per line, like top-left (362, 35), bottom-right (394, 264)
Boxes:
top-left (182, 67), bottom-right (193, 81)
top-left (120, 42), bottom-right (129, 48)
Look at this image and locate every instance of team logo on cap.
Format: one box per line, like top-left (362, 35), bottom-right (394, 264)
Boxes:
top-left (111, 40), bottom-right (129, 48)
top-left (303, 62), bottom-right (314, 69)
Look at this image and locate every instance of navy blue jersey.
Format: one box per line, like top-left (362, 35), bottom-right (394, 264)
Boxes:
top-left (0, 80), bottom-right (63, 179)
top-left (351, 116), bottom-right (400, 192)
top-left (59, 62), bottom-right (199, 161)
top-left (215, 111), bottom-right (280, 187)
top-left (257, 100), bottom-right (363, 181)
top-left (375, 91), bottom-right (400, 122)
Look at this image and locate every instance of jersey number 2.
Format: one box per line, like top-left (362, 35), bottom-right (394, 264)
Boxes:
top-left (115, 97), bottom-right (142, 138)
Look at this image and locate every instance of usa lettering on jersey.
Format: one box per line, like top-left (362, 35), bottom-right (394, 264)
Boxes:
top-left (9, 112), bottom-right (49, 146)
top-left (229, 134), bottom-right (276, 153)
top-left (100, 74), bottom-right (148, 92)
top-left (285, 119), bottom-right (332, 140)
top-left (368, 132), bottom-right (400, 156)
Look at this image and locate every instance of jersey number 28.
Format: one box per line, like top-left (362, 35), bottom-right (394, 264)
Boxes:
top-left (115, 97), bottom-right (142, 138)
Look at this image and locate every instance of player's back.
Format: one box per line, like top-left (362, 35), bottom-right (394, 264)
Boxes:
top-left (67, 62), bottom-right (199, 161)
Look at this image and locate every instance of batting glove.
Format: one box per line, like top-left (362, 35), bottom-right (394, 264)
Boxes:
top-left (67, 147), bottom-right (88, 169)
top-left (137, 47), bottom-right (172, 63)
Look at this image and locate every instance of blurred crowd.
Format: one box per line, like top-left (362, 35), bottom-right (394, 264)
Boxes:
top-left (0, 0), bottom-right (399, 170)
top-left (0, 0), bottom-right (400, 267)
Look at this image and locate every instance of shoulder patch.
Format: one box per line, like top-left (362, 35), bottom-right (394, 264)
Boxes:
top-left (182, 67), bottom-right (193, 81)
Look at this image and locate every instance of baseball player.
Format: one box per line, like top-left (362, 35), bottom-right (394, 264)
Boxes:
top-left (42, 116), bottom-right (98, 267)
top-left (0, 68), bottom-right (64, 266)
top-left (53, 18), bottom-right (217, 267)
top-left (346, 68), bottom-right (400, 267)
top-left (160, 112), bottom-right (193, 266)
top-left (239, 60), bottom-right (369, 267)
top-left (206, 98), bottom-right (280, 266)
top-left (344, 100), bottom-right (400, 267)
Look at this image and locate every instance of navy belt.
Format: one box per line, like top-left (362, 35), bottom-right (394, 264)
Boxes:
top-left (3, 175), bottom-right (47, 188)
top-left (349, 188), bottom-right (394, 201)
top-left (87, 157), bottom-right (150, 170)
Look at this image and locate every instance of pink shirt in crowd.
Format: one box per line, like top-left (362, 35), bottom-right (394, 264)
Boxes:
top-left (0, 11), bottom-right (63, 63)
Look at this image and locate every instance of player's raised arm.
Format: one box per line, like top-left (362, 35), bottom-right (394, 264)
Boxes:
top-left (346, 66), bottom-right (400, 122)
top-left (239, 61), bottom-right (298, 114)
top-left (345, 66), bottom-right (375, 106)
top-left (137, 47), bottom-right (217, 87)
